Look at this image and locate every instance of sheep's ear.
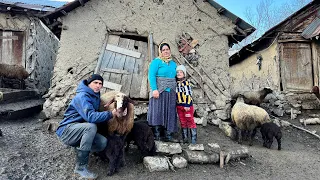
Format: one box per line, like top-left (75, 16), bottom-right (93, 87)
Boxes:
top-left (126, 96), bottom-right (135, 105)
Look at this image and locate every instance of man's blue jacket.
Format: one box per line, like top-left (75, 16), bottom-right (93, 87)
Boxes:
top-left (56, 80), bottom-right (113, 137)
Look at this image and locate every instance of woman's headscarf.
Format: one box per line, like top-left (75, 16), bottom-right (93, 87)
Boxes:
top-left (158, 42), bottom-right (172, 63)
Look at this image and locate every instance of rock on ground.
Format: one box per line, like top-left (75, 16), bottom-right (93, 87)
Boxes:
top-left (155, 141), bottom-right (182, 155)
top-left (172, 155), bottom-right (188, 169)
top-left (143, 156), bottom-right (169, 172)
top-left (183, 150), bottom-right (220, 164)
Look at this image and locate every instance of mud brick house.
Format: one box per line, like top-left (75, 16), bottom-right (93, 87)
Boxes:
top-left (42, 0), bottom-right (255, 119)
top-left (0, 1), bottom-right (59, 94)
top-left (0, 2), bottom-right (60, 120)
top-left (229, 1), bottom-right (320, 93)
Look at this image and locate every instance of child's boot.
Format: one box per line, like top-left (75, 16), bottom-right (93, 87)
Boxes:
top-left (191, 128), bottom-right (197, 144)
top-left (182, 128), bottom-right (189, 143)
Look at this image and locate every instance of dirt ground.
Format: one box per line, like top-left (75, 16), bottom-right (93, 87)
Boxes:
top-left (1, 113), bottom-right (320, 180)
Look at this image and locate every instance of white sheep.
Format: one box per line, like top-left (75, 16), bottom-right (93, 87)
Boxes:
top-left (231, 95), bottom-right (271, 145)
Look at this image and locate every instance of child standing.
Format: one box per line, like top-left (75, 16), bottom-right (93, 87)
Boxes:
top-left (176, 65), bottom-right (197, 144)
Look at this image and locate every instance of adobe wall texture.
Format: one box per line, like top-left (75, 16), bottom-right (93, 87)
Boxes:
top-left (229, 42), bottom-right (280, 94)
top-left (43, 0), bottom-right (236, 121)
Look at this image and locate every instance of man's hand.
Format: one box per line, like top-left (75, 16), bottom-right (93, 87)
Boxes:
top-left (111, 109), bottom-right (120, 118)
top-left (152, 90), bottom-right (159, 99)
top-left (184, 107), bottom-right (190, 111)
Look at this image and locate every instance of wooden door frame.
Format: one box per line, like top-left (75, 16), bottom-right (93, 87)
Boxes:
top-left (279, 41), bottom-right (314, 92)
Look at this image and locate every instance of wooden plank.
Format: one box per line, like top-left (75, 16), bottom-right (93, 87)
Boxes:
top-left (121, 39), bottom-right (136, 96)
top-left (102, 35), bottom-right (120, 82)
top-left (109, 38), bottom-right (130, 85)
top-left (108, 55), bottom-right (124, 84)
top-left (94, 35), bottom-right (108, 74)
top-left (103, 52), bottom-right (116, 82)
top-left (2, 31), bottom-right (13, 65)
top-left (103, 80), bottom-right (122, 91)
top-left (312, 42), bottom-right (319, 87)
top-left (101, 68), bottom-right (130, 75)
top-left (114, 38), bottom-right (130, 83)
top-left (0, 31), bottom-right (3, 64)
top-left (139, 41), bottom-right (150, 99)
top-left (100, 50), bottom-right (113, 71)
top-left (106, 44), bottom-right (141, 58)
top-left (130, 41), bottom-right (147, 98)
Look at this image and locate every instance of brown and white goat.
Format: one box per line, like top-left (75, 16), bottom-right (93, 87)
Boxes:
top-left (98, 91), bottom-right (134, 136)
top-left (97, 91), bottom-right (134, 176)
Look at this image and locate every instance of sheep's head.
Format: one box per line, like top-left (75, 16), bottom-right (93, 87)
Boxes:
top-left (112, 92), bottom-right (134, 118)
top-left (263, 87), bottom-right (273, 94)
top-left (311, 86), bottom-right (319, 94)
top-left (236, 94), bottom-right (245, 103)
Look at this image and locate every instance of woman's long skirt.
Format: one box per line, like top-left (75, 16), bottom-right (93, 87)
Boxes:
top-left (147, 91), bottom-right (177, 133)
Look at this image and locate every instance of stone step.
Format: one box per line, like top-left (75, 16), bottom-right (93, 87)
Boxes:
top-left (0, 99), bottom-right (45, 120)
top-left (0, 88), bottom-right (40, 104)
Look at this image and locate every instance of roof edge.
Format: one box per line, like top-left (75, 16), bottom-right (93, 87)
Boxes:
top-left (229, 0), bottom-right (319, 66)
top-left (43, 0), bottom-right (90, 19)
top-left (207, 0), bottom-right (256, 44)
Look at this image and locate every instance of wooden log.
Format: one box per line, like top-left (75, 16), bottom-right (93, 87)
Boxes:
top-left (290, 123), bottom-right (320, 139)
top-left (183, 150), bottom-right (220, 164)
top-left (300, 118), bottom-right (320, 126)
top-left (220, 147), bottom-right (249, 168)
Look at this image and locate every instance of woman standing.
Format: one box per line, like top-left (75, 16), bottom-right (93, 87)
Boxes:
top-left (147, 42), bottom-right (177, 141)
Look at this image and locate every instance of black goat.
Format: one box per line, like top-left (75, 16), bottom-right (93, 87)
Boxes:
top-left (99, 134), bottom-right (126, 176)
top-left (260, 122), bottom-right (282, 150)
top-left (125, 121), bottom-right (156, 161)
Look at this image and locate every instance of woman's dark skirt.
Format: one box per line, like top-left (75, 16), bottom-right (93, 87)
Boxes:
top-left (147, 91), bottom-right (177, 133)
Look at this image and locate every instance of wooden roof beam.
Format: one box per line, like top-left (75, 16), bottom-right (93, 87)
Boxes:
top-left (60, 10), bottom-right (67, 16)
top-left (217, 8), bottom-right (226, 14)
top-left (234, 26), bottom-right (247, 36)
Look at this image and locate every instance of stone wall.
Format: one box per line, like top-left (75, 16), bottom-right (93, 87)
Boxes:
top-left (26, 19), bottom-right (60, 94)
top-left (43, 0), bottom-right (236, 118)
top-left (0, 13), bottom-right (59, 94)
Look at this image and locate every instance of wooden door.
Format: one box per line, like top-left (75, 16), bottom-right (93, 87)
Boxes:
top-left (97, 35), bottom-right (149, 99)
top-left (0, 31), bottom-right (25, 66)
top-left (280, 42), bottom-right (313, 91)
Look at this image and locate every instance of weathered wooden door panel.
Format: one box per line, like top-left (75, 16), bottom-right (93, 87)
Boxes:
top-left (121, 39), bottom-right (136, 96)
top-left (130, 41), bottom-right (148, 98)
top-left (0, 31), bottom-right (24, 66)
top-left (98, 35), bottom-right (149, 98)
top-left (280, 43), bottom-right (313, 91)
